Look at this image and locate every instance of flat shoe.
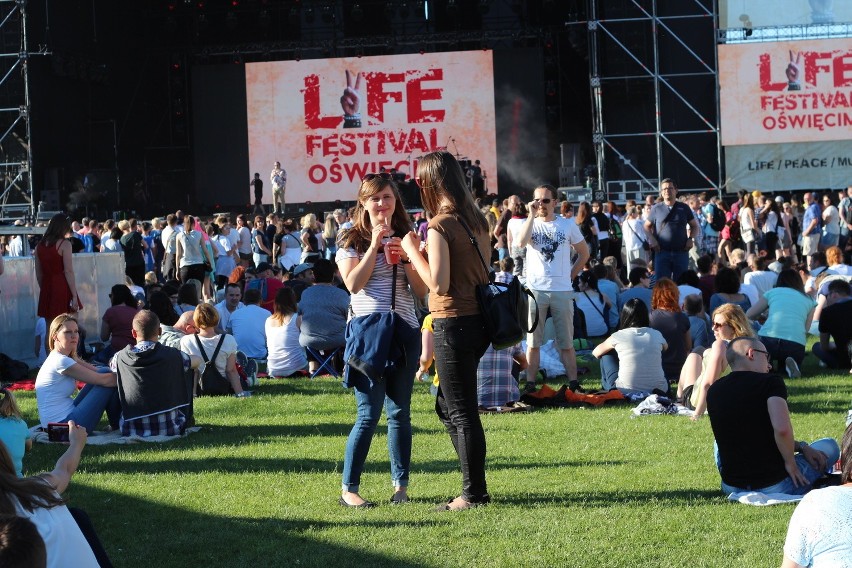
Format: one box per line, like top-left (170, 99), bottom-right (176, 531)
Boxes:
top-left (390, 492), bottom-right (410, 504)
top-left (338, 496), bottom-right (376, 509)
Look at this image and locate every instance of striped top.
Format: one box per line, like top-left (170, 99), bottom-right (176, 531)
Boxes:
top-left (336, 246), bottom-right (418, 329)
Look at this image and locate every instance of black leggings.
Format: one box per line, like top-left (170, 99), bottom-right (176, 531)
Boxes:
top-left (69, 507), bottom-right (113, 568)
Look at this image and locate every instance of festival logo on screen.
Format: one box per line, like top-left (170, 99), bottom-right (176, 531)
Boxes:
top-left (719, 38), bottom-right (852, 146)
top-left (246, 51), bottom-right (497, 205)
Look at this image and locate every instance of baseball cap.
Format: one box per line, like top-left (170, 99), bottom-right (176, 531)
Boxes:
top-left (293, 263), bottom-right (314, 276)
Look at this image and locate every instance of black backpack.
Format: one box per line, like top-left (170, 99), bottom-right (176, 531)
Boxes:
top-left (709, 204), bottom-right (726, 232)
top-left (194, 334), bottom-right (231, 396)
top-left (572, 299), bottom-right (588, 340)
top-left (0, 353), bottom-right (28, 382)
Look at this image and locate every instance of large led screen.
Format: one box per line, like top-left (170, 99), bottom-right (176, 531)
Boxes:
top-left (719, 37), bottom-right (852, 147)
top-left (720, 0), bottom-right (852, 29)
top-left (245, 51), bottom-right (498, 205)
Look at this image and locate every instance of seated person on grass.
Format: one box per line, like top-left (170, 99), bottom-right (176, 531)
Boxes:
top-left (707, 336), bottom-right (839, 495)
top-left (226, 288), bottom-right (268, 361)
top-left (476, 343), bottom-right (527, 409)
top-left (298, 259), bottom-right (349, 375)
top-left (684, 294), bottom-right (712, 350)
top-left (677, 304), bottom-right (754, 420)
top-left (812, 279), bottom-right (852, 370)
top-left (781, 423), bottom-right (852, 568)
top-left (111, 310), bottom-right (200, 436)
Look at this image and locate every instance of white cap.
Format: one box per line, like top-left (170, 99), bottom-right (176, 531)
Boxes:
top-left (775, 196), bottom-right (784, 203)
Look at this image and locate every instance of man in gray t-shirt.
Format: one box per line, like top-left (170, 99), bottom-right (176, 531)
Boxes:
top-left (298, 259), bottom-right (350, 355)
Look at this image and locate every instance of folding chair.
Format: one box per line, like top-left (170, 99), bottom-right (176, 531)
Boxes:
top-left (306, 346), bottom-right (343, 379)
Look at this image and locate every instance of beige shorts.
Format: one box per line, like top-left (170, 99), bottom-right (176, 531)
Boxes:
top-left (527, 289), bottom-right (575, 349)
top-left (801, 233), bottom-right (820, 256)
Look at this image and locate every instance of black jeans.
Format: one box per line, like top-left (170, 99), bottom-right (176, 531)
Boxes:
top-left (433, 314), bottom-right (491, 502)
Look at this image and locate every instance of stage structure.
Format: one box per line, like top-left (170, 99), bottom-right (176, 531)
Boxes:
top-left (0, 0), bottom-right (37, 222)
top-left (587, 0), bottom-right (721, 201)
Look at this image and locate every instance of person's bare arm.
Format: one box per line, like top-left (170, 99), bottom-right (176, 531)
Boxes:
top-left (514, 202), bottom-right (538, 248)
top-left (59, 240), bottom-right (79, 310)
top-left (63, 362), bottom-right (117, 387)
top-left (767, 397), bottom-right (807, 487)
top-left (781, 555), bottom-right (806, 568)
top-left (39, 421), bottom-right (87, 493)
top-left (571, 241), bottom-right (590, 280)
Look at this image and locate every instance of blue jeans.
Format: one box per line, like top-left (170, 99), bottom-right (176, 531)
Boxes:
top-left (64, 384), bottom-right (121, 434)
top-left (433, 314), bottom-right (491, 503)
top-left (653, 250), bottom-right (688, 282)
top-left (759, 335), bottom-right (806, 373)
top-left (812, 342), bottom-right (844, 369)
top-left (497, 247), bottom-right (508, 261)
top-left (341, 330), bottom-right (419, 492)
top-left (599, 351), bottom-right (620, 391)
top-left (716, 438), bottom-right (840, 495)
top-left (252, 253), bottom-right (268, 267)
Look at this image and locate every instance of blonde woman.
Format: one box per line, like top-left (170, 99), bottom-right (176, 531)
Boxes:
top-left (676, 303), bottom-right (754, 419)
top-left (300, 213), bottom-right (321, 263)
top-left (323, 212), bottom-right (339, 260)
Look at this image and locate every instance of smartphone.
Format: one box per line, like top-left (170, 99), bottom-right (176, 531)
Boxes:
top-left (47, 422), bottom-right (70, 443)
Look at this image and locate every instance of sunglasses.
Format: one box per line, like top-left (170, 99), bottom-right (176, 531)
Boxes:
top-left (362, 172), bottom-right (392, 183)
top-left (712, 321), bottom-right (729, 329)
top-left (534, 198), bottom-right (553, 204)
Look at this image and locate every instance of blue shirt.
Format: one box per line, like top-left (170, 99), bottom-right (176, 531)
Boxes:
top-left (647, 201), bottom-right (693, 252)
top-left (802, 203), bottom-right (822, 236)
top-left (701, 203), bottom-right (718, 237)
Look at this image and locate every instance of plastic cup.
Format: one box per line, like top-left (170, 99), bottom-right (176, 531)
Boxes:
top-left (383, 238), bottom-right (400, 265)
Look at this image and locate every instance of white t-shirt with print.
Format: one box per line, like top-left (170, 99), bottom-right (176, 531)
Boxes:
top-left (524, 216), bottom-right (585, 291)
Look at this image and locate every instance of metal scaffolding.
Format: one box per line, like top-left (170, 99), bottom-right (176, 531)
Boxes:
top-left (0, 0), bottom-right (33, 222)
top-left (587, 0), bottom-right (721, 201)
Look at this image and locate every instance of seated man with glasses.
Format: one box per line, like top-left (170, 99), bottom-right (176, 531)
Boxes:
top-left (706, 336), bottom-right (839, 496)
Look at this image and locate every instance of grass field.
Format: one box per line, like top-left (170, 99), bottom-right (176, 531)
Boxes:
top-left (15, 351), bottom-right (851, 568)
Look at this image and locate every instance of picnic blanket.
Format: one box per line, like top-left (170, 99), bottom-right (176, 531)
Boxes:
top-left (727, 491), bottom-right (802, 506)
top-left (30, 425), bottom-right (201, 445)
top-left (630, 394), bottom-right (693, 417)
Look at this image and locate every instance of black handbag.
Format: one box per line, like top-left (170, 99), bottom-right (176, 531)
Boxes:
top-left (456, 217), bottom-right (538, 350)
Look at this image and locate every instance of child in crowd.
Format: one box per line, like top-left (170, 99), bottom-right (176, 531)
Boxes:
top-left (684, 294), bottom-right (712, 350)
top-left (0, 388), bottom-right (31, 477)
top-left (494, 257), bottom-right (514, 284)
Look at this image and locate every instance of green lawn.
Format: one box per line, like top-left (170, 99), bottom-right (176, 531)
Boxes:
top-left (16, 354), bottom-right (851, 568)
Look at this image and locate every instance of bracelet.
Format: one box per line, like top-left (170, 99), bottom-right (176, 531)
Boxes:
top-left (343, 113), bottom-right (361, 128)
top-left (400, 259), bottom-right (411, 265)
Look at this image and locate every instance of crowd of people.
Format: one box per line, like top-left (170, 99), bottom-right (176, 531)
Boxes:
top-left (0, 163), bottom-right (850, 564)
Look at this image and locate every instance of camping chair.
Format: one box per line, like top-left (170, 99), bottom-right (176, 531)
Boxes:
top-left (306, 346), bottom-right (343, 379)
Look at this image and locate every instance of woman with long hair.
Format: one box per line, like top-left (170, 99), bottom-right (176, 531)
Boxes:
top-left (739, 193), bottom-right (758, 256)
top-left (709, 266), bottom-right (751, 313)
top-left (323, 212), bottom-right (339, 260)
top-left (762, 199), bottom-right (781, 259)
top-left (575, 270), bottom-right (615, 338)
top-left (36, 314), bottom-right (120, 434)
top-left (506, 200), bottom-right (528, 280)
top-left (251, 215), bottom-right (273, 267)
top-left (336, 172), bottom-right (427, 508)
top-left (677, 303), bottom-right (755, 419)
top-left (175, 215), bottom-right (214, 284)
top-left (265, 287), bottom-right (308, 377)
top-left (592, 298), bottom-right (668, 394)
top-left (96, 284), bottom-right (140, 363)
top-left (747, 268), bottom-right (815, 378)
top-left (300, 213), bottom-right (322, 264)
top-left (401, 150), bottom-right (492, 511)
top-left (574, 201), bottom-right (599, 259)
top-left (34, 213), bottom-right (81, 325)
top-left (649, 277), bottom-right (692, 383)
top-left (274, 218), bottom-right (303, 272)
top-left (0, 388), bottom-right (31, 477)
top-left (0, 421), bottom-right (112, 567)
top-left (622, 205), bottom-right (648, 265)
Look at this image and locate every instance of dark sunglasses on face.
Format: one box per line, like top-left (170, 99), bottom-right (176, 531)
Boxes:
top-left (535, 198), bottom-right (553, 204)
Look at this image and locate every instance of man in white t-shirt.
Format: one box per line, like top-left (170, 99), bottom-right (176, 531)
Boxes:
top-left (226, 288), bottom-right (268, 359)
top-left (515, 184), bottom-right (590, 391)
top-left (215, 283), bottom-right (245, 334)
top-left (160, 214), bottom-right (179, 280)
top-left (235, 214), bottom-right (253, 267)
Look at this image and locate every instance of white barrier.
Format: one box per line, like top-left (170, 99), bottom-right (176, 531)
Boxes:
top-left (0, 253), bottom-right (127, 366)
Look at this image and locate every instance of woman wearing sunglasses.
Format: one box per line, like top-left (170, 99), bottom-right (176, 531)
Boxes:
top-left (676, 303), bottom-right (755, 419)
top-left (336, 172), bottom-right (427, 508)
top-left (401, 151), bottom-right (493, 511)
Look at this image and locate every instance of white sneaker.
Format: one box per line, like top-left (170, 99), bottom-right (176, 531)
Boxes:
top-left (785, 357), bottom-right (801, 378)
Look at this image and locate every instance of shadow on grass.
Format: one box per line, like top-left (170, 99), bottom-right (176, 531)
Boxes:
top-left (494, 487), bottom-right (724, 508)
top-left (74, 485), bottom-right (443, 568)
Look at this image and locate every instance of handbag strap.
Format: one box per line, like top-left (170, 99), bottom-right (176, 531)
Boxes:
top-left (194, 333), bottom-right (226, 364)
top-left (582, 290), bottom-right (608, 323)
top-left (455, 216), bottom-right (492, 282)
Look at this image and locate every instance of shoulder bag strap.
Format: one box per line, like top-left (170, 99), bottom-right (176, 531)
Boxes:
top-left (582, 290), bottom-right (608, 323)
top-left (624, 218), bottom-right (647, 244)
top-left (455, 216), bottom-right (492, 282)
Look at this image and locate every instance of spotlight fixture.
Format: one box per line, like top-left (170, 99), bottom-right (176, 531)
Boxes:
top-left (351, 3), bottom-right (363, 22)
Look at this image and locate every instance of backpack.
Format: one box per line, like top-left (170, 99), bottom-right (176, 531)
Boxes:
top-left (194, 334), bottom-right (232, 396)
top-left (709, 204), bottom-right (726, 232)
top-left (608, 218), bottom-right (622, 240)
top-left (245, 277), bottom-right (268, 302)
top-left (728, 215), bottom-right (741, 242)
